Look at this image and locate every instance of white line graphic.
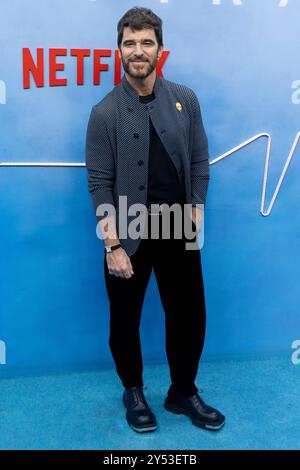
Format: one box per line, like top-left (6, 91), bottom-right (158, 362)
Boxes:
top-left (1, 131), bottom-right (300, 217)
top-left (0, 162), bottom-right (86, 167)
top-left (210, 131), bottom-right (300, 216)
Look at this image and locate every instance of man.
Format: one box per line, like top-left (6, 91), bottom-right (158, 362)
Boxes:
top-left (86, 7), bottom-right (225, 433)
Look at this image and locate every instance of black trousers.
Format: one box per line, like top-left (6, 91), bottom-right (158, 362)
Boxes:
top-left (103, 208), bottom-right (206, 396)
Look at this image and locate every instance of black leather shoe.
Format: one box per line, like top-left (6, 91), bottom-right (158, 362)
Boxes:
top-left (123, 387), bottom-right (157, 433)
top-left (164, 387), bottom-right (225, 431)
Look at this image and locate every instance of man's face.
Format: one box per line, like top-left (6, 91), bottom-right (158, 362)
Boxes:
top-left (118, 27), bottom-right (163, 80)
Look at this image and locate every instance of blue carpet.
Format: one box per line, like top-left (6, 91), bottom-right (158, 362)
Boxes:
top-left (0, 357), bottom-right (299, 450)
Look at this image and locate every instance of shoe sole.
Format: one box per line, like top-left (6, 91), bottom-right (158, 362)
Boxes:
top-left (164, 401), bottom-right (225, 431)
top-left (126, 417), bottom-right (157, 433)
top-left (123, 397), bottom-right (157, 433)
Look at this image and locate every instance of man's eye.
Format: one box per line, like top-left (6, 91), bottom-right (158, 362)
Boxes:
top-left (123, 41), bottom-right (154, 47)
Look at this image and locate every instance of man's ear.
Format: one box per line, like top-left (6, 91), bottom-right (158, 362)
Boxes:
top-left (117, 48), bottom-right (122, 60)
top-left (157, 44), bottom-right (164, 60)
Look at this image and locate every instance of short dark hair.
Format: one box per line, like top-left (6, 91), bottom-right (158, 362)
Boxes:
top-left (117, 7), bottom-right (163, 48)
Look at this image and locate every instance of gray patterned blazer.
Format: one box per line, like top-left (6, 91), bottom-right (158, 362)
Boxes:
top-left (85, 74), bottom-right (210, 256)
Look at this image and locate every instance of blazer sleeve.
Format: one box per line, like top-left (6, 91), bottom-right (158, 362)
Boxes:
top-left (190, 91), bottom-right (210, 206)
top-left (85, 105), bottom-right (115, 222)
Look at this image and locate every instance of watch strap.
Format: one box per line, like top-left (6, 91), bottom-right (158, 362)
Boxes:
top-left (105, 243), bottom-right (122, 253)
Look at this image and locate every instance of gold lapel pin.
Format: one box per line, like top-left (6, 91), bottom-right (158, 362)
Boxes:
top-left (176, 102), bottom-right (182, 112)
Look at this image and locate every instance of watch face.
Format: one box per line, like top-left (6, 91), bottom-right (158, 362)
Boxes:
top-left (106, 244), bottom-right (120, 253)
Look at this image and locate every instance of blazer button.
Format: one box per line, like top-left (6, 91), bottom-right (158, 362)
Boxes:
top-left (139, 185), bottom-right (145, 190)
top-left (137, 160), bottom-right (144, 166)
top-left (133, 133), bottom-right (139, 139)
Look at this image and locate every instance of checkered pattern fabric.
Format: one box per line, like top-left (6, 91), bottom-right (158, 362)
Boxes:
top-left (85, 74), bottom-right (210, 256)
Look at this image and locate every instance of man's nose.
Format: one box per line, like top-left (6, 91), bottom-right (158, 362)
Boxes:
top-left (134, 42), bottom-right (143, 54)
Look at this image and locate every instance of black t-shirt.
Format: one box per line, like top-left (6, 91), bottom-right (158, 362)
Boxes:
top-left (139, 92), bottom-right (185, 205)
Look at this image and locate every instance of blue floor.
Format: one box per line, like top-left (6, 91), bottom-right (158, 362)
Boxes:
top-left (0, 357), bottom-right (299, 450)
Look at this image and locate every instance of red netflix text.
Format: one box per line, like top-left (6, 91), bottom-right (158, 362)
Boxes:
top-left (22, 48), bottom-right (170, 89)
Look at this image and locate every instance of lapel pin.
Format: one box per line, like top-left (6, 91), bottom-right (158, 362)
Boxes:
top-left (176, 102), bottom-right (182, 112)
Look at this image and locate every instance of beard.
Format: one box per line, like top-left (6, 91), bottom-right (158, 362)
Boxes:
top-left (121, 55), bottom-right (158, 80)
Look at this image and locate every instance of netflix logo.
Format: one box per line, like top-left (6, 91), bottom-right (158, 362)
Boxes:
top-left (22, 48), bottom-right (170, 89)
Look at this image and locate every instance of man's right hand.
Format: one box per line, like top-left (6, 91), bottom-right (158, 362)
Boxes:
top-left (106, 247), bottom-right (134, 279)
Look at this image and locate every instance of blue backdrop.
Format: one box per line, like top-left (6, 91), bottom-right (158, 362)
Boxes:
top-left (1, 0), bottom-right (299, 376)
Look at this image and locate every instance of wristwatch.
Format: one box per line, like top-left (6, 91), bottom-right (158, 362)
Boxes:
top-left (105, 243), bottom-right (122, 253)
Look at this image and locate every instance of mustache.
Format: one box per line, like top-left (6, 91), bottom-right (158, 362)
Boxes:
top-left (129, 58), bottom-right (148, 62)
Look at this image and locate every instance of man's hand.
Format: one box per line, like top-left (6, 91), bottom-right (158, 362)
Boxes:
top-left (106, 247), bottom-right (134, 279)
top-left (191, 205), bottom-right (204, 234)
